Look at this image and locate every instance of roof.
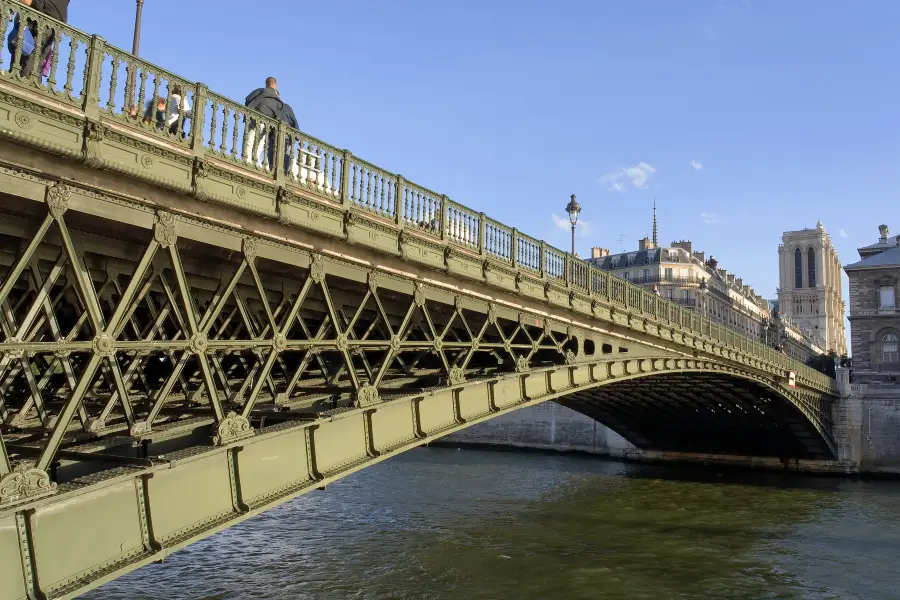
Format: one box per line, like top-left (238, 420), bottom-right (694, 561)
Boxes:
top-left (844, 245), bottom-right (900, 271)
top-left (588, 248), bottom-right (661, 269)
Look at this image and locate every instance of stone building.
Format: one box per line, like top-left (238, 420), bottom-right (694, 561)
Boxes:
top-left (587, 236), bottom-right (824, 361)
top-left (777, 221), bottom-right (847, 355)
top-left (844, 224), bottom-right (900, 376)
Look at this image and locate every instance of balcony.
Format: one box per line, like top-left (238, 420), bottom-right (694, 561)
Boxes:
top-left (673, 298), bottom-right (697, 307)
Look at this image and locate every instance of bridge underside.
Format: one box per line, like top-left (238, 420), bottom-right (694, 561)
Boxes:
top-left (562, 373), bottom-right (834, 459)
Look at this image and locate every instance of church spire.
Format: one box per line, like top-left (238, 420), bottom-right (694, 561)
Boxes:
top-left (652, 196), bottom-right (658, 247)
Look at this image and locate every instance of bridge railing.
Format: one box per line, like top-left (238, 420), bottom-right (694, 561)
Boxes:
top-left (0, 2), bottom-right (834, 393)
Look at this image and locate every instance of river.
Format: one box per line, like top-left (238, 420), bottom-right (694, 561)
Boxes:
top-left (86, 447), bottom-right (900, 600)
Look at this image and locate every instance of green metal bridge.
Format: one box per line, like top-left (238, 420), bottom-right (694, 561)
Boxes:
top-left (0, 4), bottom-right (836, 598)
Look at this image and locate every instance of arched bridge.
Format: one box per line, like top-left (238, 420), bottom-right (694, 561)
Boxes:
top-left (0, 4), bottom-right (836, 598)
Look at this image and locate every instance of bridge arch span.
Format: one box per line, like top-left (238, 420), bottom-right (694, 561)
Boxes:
top-left (1, 358), bottom-right (834, 600)
top-left (558, 370), bottom-right (835, 460)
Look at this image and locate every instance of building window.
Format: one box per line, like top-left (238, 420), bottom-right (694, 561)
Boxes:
top-left (794, 248), bottom-right (803, 288)
top-left (880, 286), bottom-right (896, 309)
top-left (807, 248), bottom-right (816, 287)
top-left (642, 269), bottom-right (650, 281)
top-left (622, 272), bottom-right (629, 281)
top-left (664, 268), bottom-right (673, 281)
top-left (882, 333), bottom-right (899, 365)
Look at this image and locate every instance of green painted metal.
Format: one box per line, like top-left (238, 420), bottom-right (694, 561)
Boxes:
top-left (0, 2), bottom-right (839, 598)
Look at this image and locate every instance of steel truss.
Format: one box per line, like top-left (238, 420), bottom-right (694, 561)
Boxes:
top-left (0, 184), bottom-right (582, 507)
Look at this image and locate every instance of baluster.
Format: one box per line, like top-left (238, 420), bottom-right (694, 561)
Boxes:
top-left (64, 36), bottom-right (77, 99)
top-left (351, 163), bottom-right (358, 203)
top-left (11, 14), bottom-right (25, 77)
top-left (47, 30), bottom-right (61, 89)
top-left (231, 111), bottom-right (239, 158)
top-left (219, 104), bottom-right (229, 153)
top-left (379, 174), bottom-right (387, 214)
top-left (330, 151), bottom-right (338, 192)
top-left (208, 100), bottom-right (218, 153)
top-left (135, 69), bottom-right (147, 119)
top-left (363, 169), bottom-right (370, 209)
top-left (430, 197), bottom-right (437, 232)
top-left (106, 55), bottom-right (120, 112)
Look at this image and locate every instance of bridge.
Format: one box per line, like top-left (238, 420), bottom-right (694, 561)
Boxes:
top-left (0, 5), bottom-right (837, 599)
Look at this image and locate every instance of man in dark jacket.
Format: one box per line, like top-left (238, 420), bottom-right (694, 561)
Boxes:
top-left (8, 0), bottom-right (69, 77)
top-left (244, 77), bottom-right (299, 174)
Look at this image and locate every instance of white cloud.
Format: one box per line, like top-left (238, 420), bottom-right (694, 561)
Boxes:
top-left (700, 212), bottom-right (718, 224)
top-left (599, 162), bottom-right (656, 192)
top-left (840, 228), bottom-right (848, 238)
top-left (691, 160), bottom-right (703, 171)
top-left (551, 214), bottom-right (591, 238)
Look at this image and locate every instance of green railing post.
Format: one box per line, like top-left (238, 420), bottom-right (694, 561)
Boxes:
top-left (539, 241), bottom-right (546, 278)
top-left (395, 175), bottom-right (405, 227)
top-left (82, 35), bottom-right (106, 120)
top-left (341, 150), bottom-right (352, 207)
top-left (478, 212), bottom-right (485, 255)
top-left (190, 83), bottom-right (208, 159)
top-left (274, 122), bottom-right (286, 185)
top-left (565, 253), bottom-right (571, 286)
top-left (441, 196), bottom-right (449, 241)
top-left (510, 228), bottom-right (517, 268)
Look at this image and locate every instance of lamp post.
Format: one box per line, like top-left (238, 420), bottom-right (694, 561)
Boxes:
top-left (699, 277), bottom-right (708, 316)
top-left (127, 0), bottom-right (144, 112)
top-left (564, 194), bottom-right (580, 257)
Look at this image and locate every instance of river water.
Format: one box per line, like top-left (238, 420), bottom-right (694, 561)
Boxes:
top-left (86, 448), bottom-right (900, 600)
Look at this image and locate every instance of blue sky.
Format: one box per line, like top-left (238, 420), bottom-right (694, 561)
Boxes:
top-left (77, 0), bottom-right (897, 340)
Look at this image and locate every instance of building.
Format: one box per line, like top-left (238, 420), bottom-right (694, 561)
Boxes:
top-left (844, 224), bottom-right (900, 376)
top-left (587, 244), bottom-right (826, 361)
top-left (777, 221), bottom-right (847, 355)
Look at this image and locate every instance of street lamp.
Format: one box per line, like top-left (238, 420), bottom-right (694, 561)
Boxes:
top-left (127, 0), bottom-right (144, 112)
top-left (699, 277), bottom-right (708, 316)
top-left (565, 194), bottom-right (580, 257)
top-left (132, 0), bottom-right (144, 57)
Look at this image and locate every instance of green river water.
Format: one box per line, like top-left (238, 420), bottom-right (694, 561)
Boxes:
top-left (86, 447), bottom-right (900, 600)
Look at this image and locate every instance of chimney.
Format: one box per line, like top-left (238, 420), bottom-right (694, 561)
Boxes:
top-left (879, 224), bottom-right (890, 243)
top-left (638, 237), bottom-right (655, 251)
top-left (671, 240), bottom-right (692, 254)
top-left (692, 251), bottom-right (705, 263)
top-left (735, 277), bottom-right (743, 289)
top-left (591, 247), bottom-right (609, 259)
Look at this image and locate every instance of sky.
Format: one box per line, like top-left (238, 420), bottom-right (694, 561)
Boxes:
top-left (76, 0), bottom-right (899, 350)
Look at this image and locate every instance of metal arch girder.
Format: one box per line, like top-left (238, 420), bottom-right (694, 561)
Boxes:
top-left (0, 354), bottom-right (832, 600)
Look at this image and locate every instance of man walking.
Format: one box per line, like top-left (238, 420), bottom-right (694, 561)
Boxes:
top-left (243, 77), bottom-right (298, 174)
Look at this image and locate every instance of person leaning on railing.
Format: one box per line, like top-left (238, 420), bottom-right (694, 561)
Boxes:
top-left (7, 0), bottom-right (69, 78)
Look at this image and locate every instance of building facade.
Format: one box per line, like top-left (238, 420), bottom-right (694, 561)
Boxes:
top-left (777, 221), bottom-right (847, 355)
top-left (588, 237), bottom-right (825, 362)
top-left (844, 224), bottom-right (900, 376)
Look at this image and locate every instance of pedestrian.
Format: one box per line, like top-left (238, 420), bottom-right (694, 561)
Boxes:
top-left (166, 84), bottom-right (192, 138)
top-left (7, 0), bottom-right (69, 78)
top-left (142, 96), bottom-right (167, 131)
top-left (243, 77), bottom-right (297, 173)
